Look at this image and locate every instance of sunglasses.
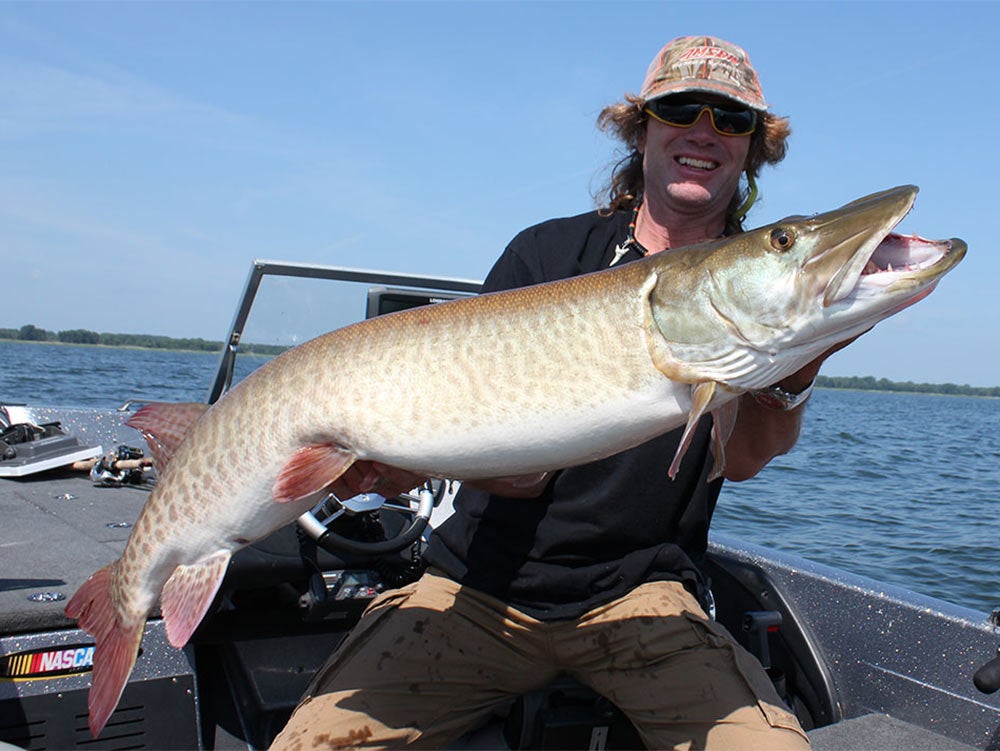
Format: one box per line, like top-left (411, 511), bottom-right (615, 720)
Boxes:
top-left (644, 97), bottom-right (758, 137)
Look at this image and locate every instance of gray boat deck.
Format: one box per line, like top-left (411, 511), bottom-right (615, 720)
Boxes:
top-left (453, 711), bottom-right (979, 750)
top-left (809, 713), bottom-right (979, 750)
top-left (0, 469), bottom-right (145, 635)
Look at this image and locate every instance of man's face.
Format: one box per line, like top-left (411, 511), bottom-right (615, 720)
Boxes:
top-left (640, 96), bottom-right (753, 219)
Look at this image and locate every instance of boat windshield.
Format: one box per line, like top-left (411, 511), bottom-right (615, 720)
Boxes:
top-left (206, 260), bottom-right (481, 403)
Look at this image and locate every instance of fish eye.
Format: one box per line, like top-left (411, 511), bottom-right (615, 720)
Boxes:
top-left (770, 227), bottom-right (796, 252)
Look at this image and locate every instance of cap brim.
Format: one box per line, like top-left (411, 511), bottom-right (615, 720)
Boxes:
top-left (645, 81), bottom-right (768, 111)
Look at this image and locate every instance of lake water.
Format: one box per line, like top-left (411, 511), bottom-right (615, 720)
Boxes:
top-left (1, 340), bottom-right (997, 615)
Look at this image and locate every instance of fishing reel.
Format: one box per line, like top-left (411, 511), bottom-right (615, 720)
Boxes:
top-left (90, 445), bottom-right (152, 487)
top-left (296, 480), bottom-right (443, 558)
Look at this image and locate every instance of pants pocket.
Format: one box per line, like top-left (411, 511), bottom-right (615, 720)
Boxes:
top-left (682, 611), bottom-right (810, 743)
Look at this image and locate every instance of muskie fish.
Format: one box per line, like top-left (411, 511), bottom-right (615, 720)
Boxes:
top-left (67, 185), bottom-right (964, 736)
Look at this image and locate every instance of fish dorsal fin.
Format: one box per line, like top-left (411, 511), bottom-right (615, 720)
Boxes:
top-left (160, 550), bottom-right (231, 648)
top-left (708, 398), bottom-right (740, 481)
top-left (126, 402), bottom-right (210, 470)
top-left (273, 442), bottom-right (356, 504)
top-left (668, 381), bottom-right (717, 479)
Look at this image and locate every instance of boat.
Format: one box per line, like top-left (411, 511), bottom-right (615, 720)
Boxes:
top-left (1, 259), bottom-right (998, 750)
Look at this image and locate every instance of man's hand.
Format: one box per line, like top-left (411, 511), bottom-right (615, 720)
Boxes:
top-left (328, 461), bottom-right (428, 501)
top-left (775, 332), bottom-right (866, 394)
top-left (327, 460), bottom-right (552, 502)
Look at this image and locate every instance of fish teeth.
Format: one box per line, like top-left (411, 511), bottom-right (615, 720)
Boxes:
top-left (861, 260), bottom-right (921, 276)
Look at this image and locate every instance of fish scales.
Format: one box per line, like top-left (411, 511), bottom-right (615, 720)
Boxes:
top-left (241, 259), bottom-right (679, 475)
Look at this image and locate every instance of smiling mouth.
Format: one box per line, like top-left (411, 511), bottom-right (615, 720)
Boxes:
top-left (677, 156), bottom-right (719, 171)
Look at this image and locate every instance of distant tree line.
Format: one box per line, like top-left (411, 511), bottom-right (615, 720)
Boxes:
top-left (814, 375), bottom-right (1000, 398)
top-left (0, 324), bottom-right (286, 356)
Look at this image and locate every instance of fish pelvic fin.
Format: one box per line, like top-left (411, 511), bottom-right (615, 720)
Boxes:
top-left (161, 550), bottom-right (231, 648)
top-left (126, 402), bottom-right (210, 469)
top-left (273, 442), bottom-right (356, 503)
top-left (64, 563), bottom-right (144, 739)
top-left (668, 382), bottom-right (718, 480)
top-left (708, 398), bottom-right (740, 481)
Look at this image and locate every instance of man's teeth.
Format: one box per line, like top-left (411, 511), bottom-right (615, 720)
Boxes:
top-left (677, 156), bottom-right (718, 170)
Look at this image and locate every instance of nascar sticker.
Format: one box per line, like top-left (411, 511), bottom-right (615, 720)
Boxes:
top-left (1, 645), bottom-right (94, 680)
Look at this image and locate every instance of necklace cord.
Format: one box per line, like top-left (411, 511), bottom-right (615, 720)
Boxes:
top-left (609, 201), bottom-right (651, 266)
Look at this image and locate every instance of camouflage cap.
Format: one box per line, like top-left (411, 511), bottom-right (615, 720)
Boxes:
top-left (641, 36), bottom-right (768, 111)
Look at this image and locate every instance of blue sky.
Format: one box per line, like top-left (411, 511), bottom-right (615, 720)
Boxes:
top-left (2, 1), bottom-right (997, 386)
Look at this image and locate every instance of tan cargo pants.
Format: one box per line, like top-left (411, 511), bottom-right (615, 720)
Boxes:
top-left (271, 571), bottom-right (809, 750)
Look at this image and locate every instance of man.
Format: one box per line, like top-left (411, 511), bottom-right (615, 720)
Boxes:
top-left (274, 36), bottom-right (830, 750)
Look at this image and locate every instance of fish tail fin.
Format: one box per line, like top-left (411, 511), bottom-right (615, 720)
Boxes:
top-left (65, 563), bottom-right (145, 739)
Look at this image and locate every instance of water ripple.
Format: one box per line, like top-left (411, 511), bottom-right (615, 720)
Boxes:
top-left (717, 388), bottom-right (1000, 614)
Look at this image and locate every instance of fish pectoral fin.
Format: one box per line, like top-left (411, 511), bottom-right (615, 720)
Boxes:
top-left (708, 398), bottom-right (740, 481)
top-left (273, 442), bottom-right (356, 504)
top-left (668, 381), bottom-right (717, 480)
top-left (160, 550), bottom-right (231, 649)
top-left (126, 402), bottom-right (211, 469)
top-left (64, 563), bottom-right (144, 739)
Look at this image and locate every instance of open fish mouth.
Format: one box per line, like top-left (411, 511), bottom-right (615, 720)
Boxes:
top-left (855, 232), bottom-right (966, 296)
top-left (861, 231), bottom-right (965, 278)
top-left (809, 186), bottom-right (966, 307)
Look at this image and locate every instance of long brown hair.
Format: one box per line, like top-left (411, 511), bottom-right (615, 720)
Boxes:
top-left (596, 94), bottom-right (791, 234)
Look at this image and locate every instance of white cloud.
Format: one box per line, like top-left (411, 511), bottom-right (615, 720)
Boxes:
top-left (0, 55), bottom-right (252, 140)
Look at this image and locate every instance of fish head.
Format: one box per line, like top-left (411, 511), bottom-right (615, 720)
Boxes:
top-left (647, 185), bottom-right (967, 389)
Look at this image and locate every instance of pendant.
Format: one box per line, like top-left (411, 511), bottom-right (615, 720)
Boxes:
top-left (609, 243), bottom-right (630, 267)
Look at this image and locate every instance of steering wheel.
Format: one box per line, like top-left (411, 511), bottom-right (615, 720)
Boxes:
top-left (297, 482), bottom-right (437, 557)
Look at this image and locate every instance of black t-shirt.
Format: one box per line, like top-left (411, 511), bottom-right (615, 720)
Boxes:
top-left (422, 209), bottom-right (723, 620)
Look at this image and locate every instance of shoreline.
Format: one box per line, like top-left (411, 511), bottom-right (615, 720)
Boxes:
top-left (0, 337), bottom-right (222, 356)
top-left (0, 338), bottom-right (277, 358)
